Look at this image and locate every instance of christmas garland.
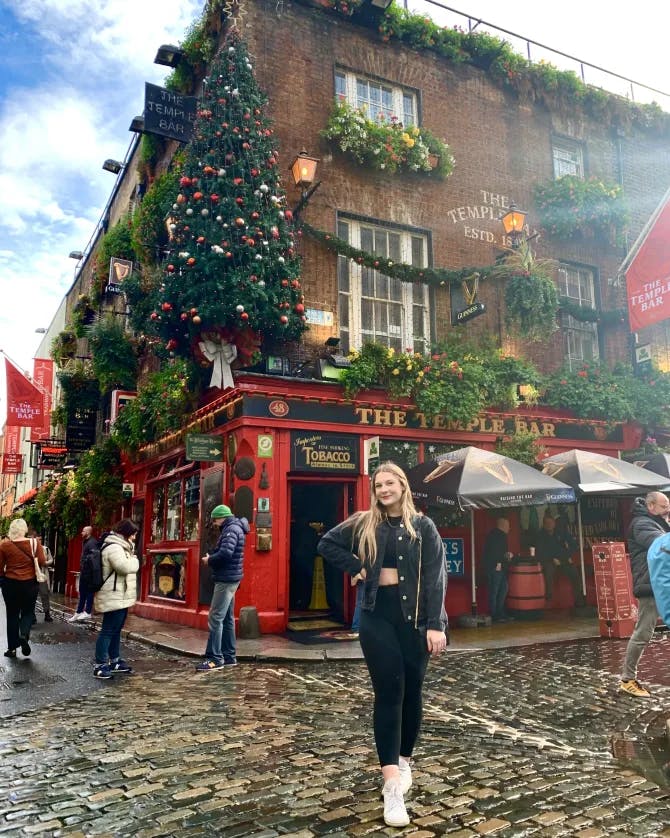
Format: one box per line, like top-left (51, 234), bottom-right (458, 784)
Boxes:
top-left (301, 222), bottom-right (493, 289)
top-left (557, 298), bottom-right (627, 327)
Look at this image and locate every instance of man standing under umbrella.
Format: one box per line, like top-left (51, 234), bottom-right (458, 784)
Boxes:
top-left (620, 491), bottom-right (670, 698)
top-left (535, 515), bottom-right (585, 607)
top-left (482, 518), bottom-right (514, 622)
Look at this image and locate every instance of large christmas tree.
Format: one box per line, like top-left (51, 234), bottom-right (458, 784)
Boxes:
top-left (151, 31), bottom-right (306, 386)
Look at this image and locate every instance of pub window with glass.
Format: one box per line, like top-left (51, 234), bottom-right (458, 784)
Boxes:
top-left (150, 469), bottom-right (201, 543)
top-left (336, 217), bottom-right (430, 355)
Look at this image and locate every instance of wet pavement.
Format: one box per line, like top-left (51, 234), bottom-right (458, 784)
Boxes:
top-left (0, 602), bottom-right (669, 836)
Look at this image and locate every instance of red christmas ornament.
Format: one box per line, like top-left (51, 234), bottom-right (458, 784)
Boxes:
top-left (179, 177), bottom-right (192, 187)
top-left (150, 312), bottom-right (159, 320)
top-left (167, 264), bottom-right (175, 273)
top-left (249, 274), bottom-right (257, 281)
top-left (193, 191), bottom-right (203, 201)
top-left (294, 303), bottom-right (305, 314)
top-left (197, 236), bottom-right (206, 244)
top-left (225, 252), bottom-right (233, 259)
top-left (180, 312), bottom-right (189, 321)
top-left (161, 302), bottom-right (172, 312)
top-left (233, 177), bottom-right (243, 185)
top-left (242, 142), bottom-right (250, 150)
top-left (251, 168), bottom-right (259, 177)
top-left (166, 339), bottom-right (178, 351)
top-left (176, 194), bottom-right (186, 204)
top-left (210, 194), bottom-right (219, 203)
top-left (241, 312), bottom-right (249, 320)
top-left (235, 197), bottom-right (244, 205)
top-left (291, 280), bottom-right (300, 288)
top-left (251, 211), bottom-right (259, 220)
top-left (190, 308), bottom-right (198, 315)
top-left (284, 210), bottom-right (294, 221)
top-left (187, 257), bottom-right (196, 266)
top-left (203, 166), bottom-right (214, 175)
top-left (243, 112), bottom-right (251, 120)
top-left (281, 279), bottom-right (289, 287)
top-left (280, 315), bottom-right (288, 324)
top-left (234, 217), bottom-right (245, 226)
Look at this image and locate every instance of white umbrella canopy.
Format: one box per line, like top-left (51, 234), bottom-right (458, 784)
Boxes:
top-left (541, 449), bottom-right (669, 595)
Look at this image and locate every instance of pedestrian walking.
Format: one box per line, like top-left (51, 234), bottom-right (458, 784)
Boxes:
top-left (196, 504), bottom-right (249, 672)
top-left (317, 461), bottom-right (447, 828)
top-left (482, 517), bottom-right (514, 622)
top-left (0, 518), bottom-right (47, 658)
top-left (620, 491), bottom-right (670, 698)
top-left (93, 519), bottom-right (139, 680)
top-left (69, 526), bottom-right (97, 622)
top-left (647, 530), bottom-right (670, 628)
top-left (28, 528), bottom-right (53, 622)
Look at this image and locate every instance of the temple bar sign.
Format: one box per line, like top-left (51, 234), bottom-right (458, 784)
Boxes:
top-left (291, 432), bottom-right (359, 473)
top-left (144, 83), bottom-right (197, 142)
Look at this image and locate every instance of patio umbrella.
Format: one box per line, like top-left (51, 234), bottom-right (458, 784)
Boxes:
top-left (407, 446), bottom-right (576, 614)
top-left (541, 449), bottom-right (669, 595)
top-left (636, 452), bottom-right (670, 484)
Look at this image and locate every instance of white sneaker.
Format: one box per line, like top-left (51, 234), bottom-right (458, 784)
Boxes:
top-left (67, 613), bottom-right (80, 623)
top-left (75, 611), bottom-right (92, 621)
top-left (382, 778), bottom-right (409, 828)
top-left (398, 758), bottom-right (412, 794)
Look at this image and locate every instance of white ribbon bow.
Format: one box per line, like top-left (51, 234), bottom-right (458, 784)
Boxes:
top-left (198, 336), bottom-right (237, 389)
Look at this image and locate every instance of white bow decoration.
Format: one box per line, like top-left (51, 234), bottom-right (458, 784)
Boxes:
top-left (198, 336), bottom-right (238, 389)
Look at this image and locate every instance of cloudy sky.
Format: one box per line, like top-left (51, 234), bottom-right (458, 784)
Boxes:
top-left (1, 0), bottom-right (669, 424)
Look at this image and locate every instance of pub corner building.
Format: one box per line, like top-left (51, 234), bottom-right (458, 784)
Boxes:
top-left (37, 0), bottom-right (670, 636)
top-left (94, 373), bottom-right (641, 634)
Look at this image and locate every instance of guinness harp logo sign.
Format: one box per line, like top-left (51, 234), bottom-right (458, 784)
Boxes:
top-left (107, 257), bottom-right (133, 294)
top-left (453, 272), bottom-right (485, 325)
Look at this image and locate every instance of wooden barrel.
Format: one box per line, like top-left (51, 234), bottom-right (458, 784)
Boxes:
top-left (506, 562), bottom-right (546, 614)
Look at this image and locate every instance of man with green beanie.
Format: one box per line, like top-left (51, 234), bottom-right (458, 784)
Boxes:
top-left (196, 504), bottom-right (250, 671)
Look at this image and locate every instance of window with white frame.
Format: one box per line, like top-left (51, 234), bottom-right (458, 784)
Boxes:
top-left (335, 70), bottom-right (417, 126)
top-left (336, 218), bottom-right (429, 355)
top-left (552, 137), bottom-right (584, 179)
top-left (557, 264), bottom-right (599, 368)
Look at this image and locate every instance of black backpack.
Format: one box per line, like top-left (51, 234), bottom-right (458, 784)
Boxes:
top-left (80, 537), bottom-right (114, 592)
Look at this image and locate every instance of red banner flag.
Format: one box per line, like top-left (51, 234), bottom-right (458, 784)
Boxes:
top-left (5, 358), bottom-right (44, 428)
top-left (2, 426), bottom-right (22, 474)
top-left (29, 358), bottom-right (54, 442)
top-left (625, 190), bottom-right (670, 332)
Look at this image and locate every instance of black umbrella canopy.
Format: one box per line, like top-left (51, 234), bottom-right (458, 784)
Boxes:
top-left (541, 448), bottom-right (669, 495)
top-left (407, 446), bottom-right (575, 510)
top-left (637, 452), bottom-right (670, 480)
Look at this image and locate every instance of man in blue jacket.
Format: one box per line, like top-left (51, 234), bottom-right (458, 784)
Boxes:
top-left (196, 505), bottom-right (249, 672)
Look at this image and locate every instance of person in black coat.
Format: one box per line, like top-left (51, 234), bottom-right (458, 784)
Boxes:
top-left (482, 518), bottom-right (514, 622)
top-left (620, 492), bottom-right (670, 698)
top-left (535, 515), bottom-right (584, 606)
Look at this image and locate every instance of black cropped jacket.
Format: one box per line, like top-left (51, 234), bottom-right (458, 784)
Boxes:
top-left (318, 514), bottom-right (448, 634)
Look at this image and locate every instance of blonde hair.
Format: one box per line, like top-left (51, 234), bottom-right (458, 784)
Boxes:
top-left (8, 518), bottom-right (28, 541)
top-left (352, 461), bottom-right (419, 566)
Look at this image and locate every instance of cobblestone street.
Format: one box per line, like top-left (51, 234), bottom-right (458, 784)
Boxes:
top-left (1, 632), bottom-right (669, 837)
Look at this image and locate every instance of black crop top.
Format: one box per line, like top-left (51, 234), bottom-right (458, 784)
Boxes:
top-left (382, 516), bottom-right (404, 568)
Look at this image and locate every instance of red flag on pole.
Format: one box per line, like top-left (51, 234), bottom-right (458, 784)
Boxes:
top-left (29, 358), bottom-right (54, 442)
top-left (2, 426), bottom-right (22, 474)
top-left (5, 358), bottom-right (44, 428)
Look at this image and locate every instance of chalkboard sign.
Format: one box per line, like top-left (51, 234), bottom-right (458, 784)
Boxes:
top-left (144, 83), bottom-right (197, 143)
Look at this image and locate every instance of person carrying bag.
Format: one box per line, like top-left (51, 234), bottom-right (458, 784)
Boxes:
top-left (0, 518), bottom-right (46, 658)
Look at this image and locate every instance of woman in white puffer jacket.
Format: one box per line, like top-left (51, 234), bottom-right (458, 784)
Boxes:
top-left (93, 519), bottom-right (139, 680)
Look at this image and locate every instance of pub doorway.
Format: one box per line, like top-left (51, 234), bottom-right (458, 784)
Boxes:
top-left (289, 480), bottom-right (355, 626)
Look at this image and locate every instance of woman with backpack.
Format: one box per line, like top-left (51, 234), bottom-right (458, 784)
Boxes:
top-left (0, 518), bottom-right (47, 657)
top-left (93, 519), bottom-right (139, 680)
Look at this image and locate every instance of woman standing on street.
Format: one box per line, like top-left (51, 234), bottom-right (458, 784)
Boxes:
top-left (93, 519), bottom-right (139, 680)
top-left (318, 462), bottom-right (447, 828)
top-left (0, 518), bottom-right (47, 658)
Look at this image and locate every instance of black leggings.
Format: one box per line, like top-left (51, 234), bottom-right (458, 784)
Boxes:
top-left (359, 585), bottom-right (430, 767)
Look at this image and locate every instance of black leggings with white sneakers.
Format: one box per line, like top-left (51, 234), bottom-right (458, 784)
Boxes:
top-left (359, 585), bottom-right (430, 766)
